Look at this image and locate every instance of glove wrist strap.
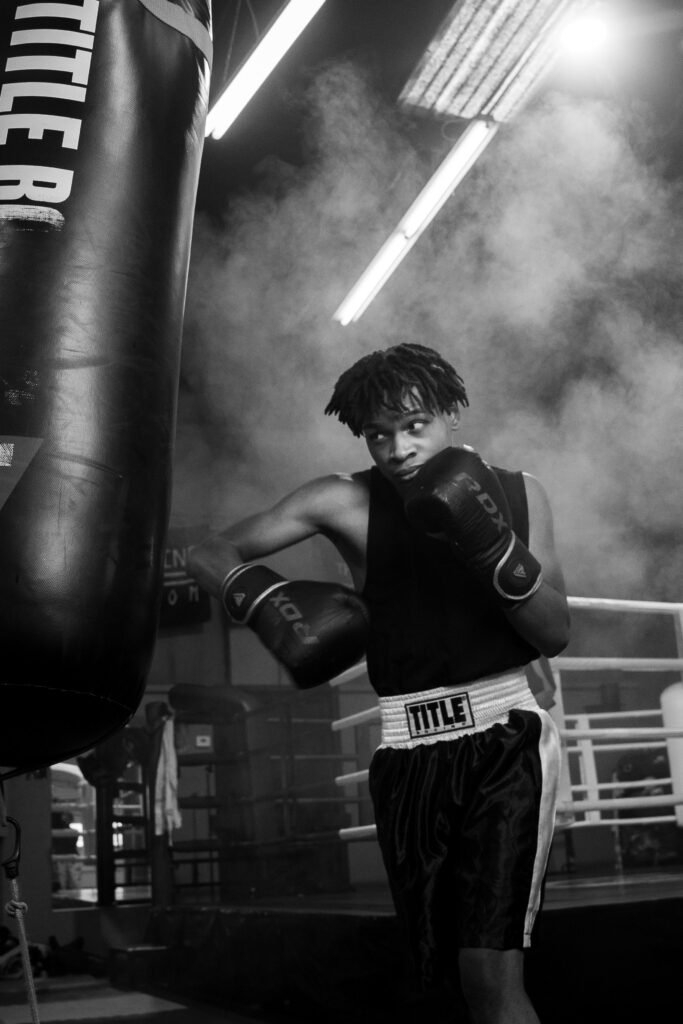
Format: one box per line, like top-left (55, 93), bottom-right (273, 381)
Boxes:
top-left (490, 534), bottom-right (543, 606)
top-left (220, 563), bottom-right (286, 623)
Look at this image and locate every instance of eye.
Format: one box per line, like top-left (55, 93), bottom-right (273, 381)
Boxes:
top-left (408, 418), bottom-right (428, 433)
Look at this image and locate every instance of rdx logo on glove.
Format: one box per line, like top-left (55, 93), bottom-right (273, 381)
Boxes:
top-left (455, 472), bottom-right (507, 533)
top-left (269, 590), bottom-right (319, 645)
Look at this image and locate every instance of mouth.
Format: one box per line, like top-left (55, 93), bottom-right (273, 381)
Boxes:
top-left (394, 467), bottom-right (420, 482)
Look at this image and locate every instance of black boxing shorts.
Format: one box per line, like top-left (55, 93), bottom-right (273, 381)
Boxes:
top-left (368, 671), bottom-right (560, 990)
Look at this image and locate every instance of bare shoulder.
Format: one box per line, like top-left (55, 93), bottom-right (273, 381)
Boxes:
top-left (305, 471), bottom-right (369, 497)
top-left (296, 471), bottom-right (370, 527)
top-left (521, 471), bottom-right (552, 516)
top-left (278, 472), bottom-right (370, 582)
top-left (328, 470), bottom-right (371, 500)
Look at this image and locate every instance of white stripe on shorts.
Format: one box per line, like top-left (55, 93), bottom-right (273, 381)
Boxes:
top-left (523, 707), bottom-right (561, 946)
top-left (377, 670), bottom-right (539, 749)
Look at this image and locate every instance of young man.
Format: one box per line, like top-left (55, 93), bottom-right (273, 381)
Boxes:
top-left (188, 343), bottom-right (570, 1024)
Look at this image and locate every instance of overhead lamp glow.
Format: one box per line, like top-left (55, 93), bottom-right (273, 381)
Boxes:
top-left (333, 119), bottom-right (497, 326)
top-left (206, 0), bottom-right (327, 140)
top-left (559, 4), bottom-right (614, 60)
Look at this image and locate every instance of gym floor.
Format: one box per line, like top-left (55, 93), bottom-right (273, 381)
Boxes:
top-left (0, 976), bottom-right (267, 1024)
top-left (3, 870), bottom-right (683, 1024)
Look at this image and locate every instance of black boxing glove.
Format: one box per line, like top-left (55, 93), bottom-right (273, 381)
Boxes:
top-left (404, 447), bottom-right (542, 607)
top-left (221, 563), bottom-right (369, 688)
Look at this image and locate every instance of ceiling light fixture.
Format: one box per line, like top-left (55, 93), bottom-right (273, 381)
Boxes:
top-left (399, 0), bottom-right (595, 123)
top-left (333, 0), bottom-right (593, 325)
top-left (206, 0), bottom-right (327, 140)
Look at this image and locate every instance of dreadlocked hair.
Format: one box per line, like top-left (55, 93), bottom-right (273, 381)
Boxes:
top-left (324, 343), bottom-right (469, 436)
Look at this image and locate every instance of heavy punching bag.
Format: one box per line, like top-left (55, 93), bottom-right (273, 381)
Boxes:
top-left (0, 1), bottom-right (212, 769)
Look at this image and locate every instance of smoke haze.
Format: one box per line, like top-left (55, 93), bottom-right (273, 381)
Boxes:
top-left (174, 60), bottom-right (683, 603)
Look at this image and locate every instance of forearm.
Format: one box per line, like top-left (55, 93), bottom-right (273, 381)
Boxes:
top-left (504, 579), bottom-right (570, 658)
top-left (186, 534), bottom-right (244, 598)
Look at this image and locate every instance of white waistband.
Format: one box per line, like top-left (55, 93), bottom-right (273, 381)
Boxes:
top-left (377, 671), bottom-right (538, 749)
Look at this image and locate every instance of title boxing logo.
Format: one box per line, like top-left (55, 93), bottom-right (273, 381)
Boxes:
top-left (0, 0), bottom-right (100, 227)
top-left (405, 692), bottom-right (474, 739)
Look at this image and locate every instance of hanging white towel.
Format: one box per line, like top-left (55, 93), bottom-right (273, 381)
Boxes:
top-left (154, 716), bottom-right (182, 838)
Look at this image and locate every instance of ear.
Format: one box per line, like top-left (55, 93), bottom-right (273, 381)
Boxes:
top-left (449, 408), bottom-right (461, 431)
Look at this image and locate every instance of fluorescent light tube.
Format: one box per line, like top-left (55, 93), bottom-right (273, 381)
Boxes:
top-left (206, 0), bottom-right (327, 140)
top-left (333, 234), bottom-right (411, 328)
top-left (333, 120), bottom-right (497, 326)
top-left (401, 118), bottom-right (496, 237)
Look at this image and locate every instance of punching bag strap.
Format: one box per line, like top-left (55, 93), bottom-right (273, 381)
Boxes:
top-left (136, 0), bottom-right (213, 65)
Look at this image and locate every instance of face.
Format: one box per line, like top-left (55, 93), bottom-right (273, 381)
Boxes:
top-left (362, 395), bottom-right (459, 491)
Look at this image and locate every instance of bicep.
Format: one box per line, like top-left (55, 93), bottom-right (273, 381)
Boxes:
top-left (524, 473), bottom-right (567, 597)
top-left (188, 477), bottom-right (340, 592)
top-left (224, 495), bottom-right (322, 562)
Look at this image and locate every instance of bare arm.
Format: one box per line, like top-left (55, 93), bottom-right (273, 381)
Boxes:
top-left (186, 475), bottom-right (355, 598)
top-left (504, 473), bottom-right (570, 657)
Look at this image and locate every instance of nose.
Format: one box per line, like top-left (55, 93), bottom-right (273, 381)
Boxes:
top-left (390, 432), bottom-right (416, 462)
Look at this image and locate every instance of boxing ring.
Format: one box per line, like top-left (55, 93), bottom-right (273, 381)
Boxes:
top-left (141, 594), bottom-right (683, 1024)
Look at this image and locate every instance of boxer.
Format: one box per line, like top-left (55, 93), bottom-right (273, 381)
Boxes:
top-left (188, 342), bottom-right (570, 1024)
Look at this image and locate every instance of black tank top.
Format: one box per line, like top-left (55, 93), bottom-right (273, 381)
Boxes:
top-left (361, 464), bottom-right (539, 697)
